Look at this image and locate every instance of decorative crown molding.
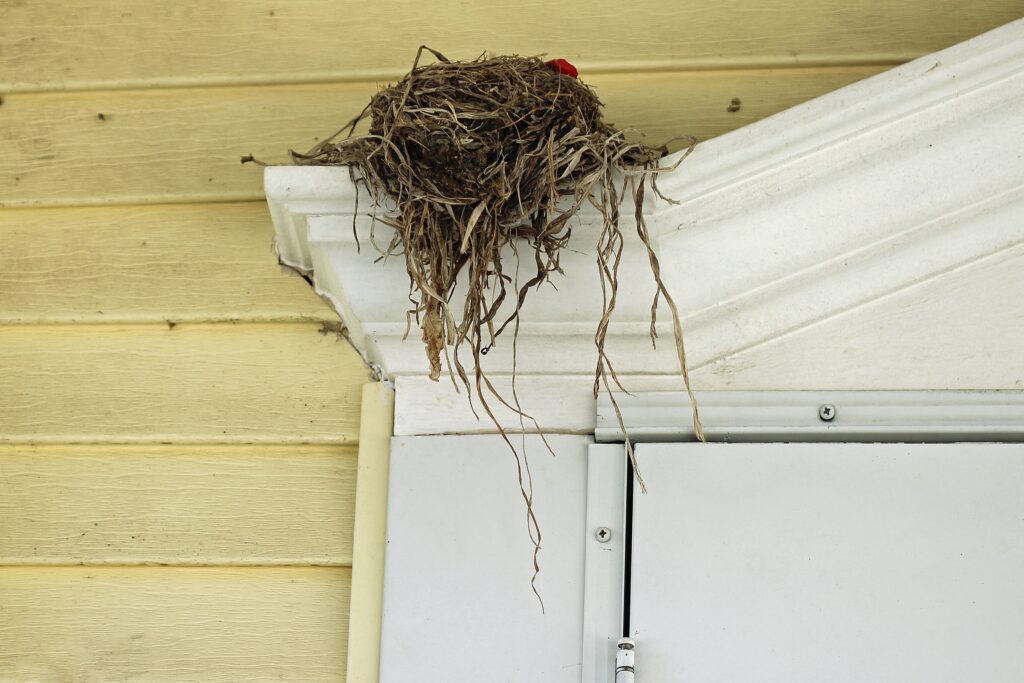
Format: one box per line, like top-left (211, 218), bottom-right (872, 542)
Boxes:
top-left (265, 19), bottom-right (1024, 432)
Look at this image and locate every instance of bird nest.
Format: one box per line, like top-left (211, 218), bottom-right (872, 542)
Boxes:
top-left (288, 47), bottom-right (703, 606)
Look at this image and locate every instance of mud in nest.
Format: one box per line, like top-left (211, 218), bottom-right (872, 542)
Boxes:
top-left (290, 47), bottom-right (703, 606)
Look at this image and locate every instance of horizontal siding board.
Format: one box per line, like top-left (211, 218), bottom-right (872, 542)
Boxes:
top-left (0, 66), bottom-right (883, 208)
top-left (0, 202), bottom-right (334, 323)
top-left (0, 323), bottom-right (367, 443)
top-left (0, 444), bottom-right (356, 565)
top-left (0, 566), bottom-right (349, 682)
top-left (1, 0), bottom-right (1020, 91)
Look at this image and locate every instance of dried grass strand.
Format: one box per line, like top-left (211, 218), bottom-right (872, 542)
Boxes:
top-left (290, 47), bottom-right (704, 607)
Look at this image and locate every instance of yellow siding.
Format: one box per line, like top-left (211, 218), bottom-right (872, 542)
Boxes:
top-left (2, 0), bottom-right (1020, 679)
top-left (0, 203), bottom-right (334, 323)
top-left (0, 567), bottom-right (349, 682)
top-left (0, 67), bottom-right (888, 207)
top-left (0, 324), bottom-right (365, 443)
top-left (0, 444), bottom-right (356, 565)
top-left (2, 0), bottom-right (1020, 91)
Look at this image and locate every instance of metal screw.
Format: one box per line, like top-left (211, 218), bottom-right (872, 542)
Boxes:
top-left (818, 404), bottom-right (837, 422)
top-left (595, 526), bottom-right (612, 543)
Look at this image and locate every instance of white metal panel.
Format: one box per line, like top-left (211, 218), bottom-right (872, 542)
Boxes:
top-left (630, 442), bottom-right (1024, 682)
top-left (595, 391), bottom-right (1024, 442)
top-left (582, 445), bottom-right (628, 682)
top-left (380, 434), bottom-right (592, 682)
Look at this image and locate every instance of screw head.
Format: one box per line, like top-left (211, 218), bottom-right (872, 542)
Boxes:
top-left (595, 526), bottom-right (612, 543)
top-left (818, 404), bottom-right (837, 422)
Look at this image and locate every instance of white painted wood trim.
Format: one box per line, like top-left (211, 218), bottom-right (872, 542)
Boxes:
top-left (392, 375), bottom-right (685, 436)
top-left (264, 19), bottom-right (1024, 435)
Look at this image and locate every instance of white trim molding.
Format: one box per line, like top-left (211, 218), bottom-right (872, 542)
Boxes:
top-left (265, 20), bottom-right (1024, 434)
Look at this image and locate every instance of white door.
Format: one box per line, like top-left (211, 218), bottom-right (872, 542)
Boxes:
top-left (380, 436), bottom-right (629, 682)
top-left (379, 434), bottom-right (610, 682)
top-left (629, 442), bottom-right (1024, 682)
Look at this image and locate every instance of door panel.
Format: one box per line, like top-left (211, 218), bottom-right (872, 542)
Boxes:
top-left (630, 442), bottom-right (1024, 682)
top-left (380, 434), bottom-right (598, 682)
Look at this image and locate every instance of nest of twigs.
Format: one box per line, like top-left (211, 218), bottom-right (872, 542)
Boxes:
top-left (289, 47), bottom-right (703, 606)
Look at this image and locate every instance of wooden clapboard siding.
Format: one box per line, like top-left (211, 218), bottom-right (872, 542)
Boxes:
top-left (0, 567), bottom-right (349, 682)
top-left (2, 0), bottom-right (1021, 92)
top-left (0, 444), bottom-right (356, 566)
top-left (0, 66), bottom-right (884, 208)
top-left (4, 1), bottom-right (1018, 679)
top-left (0, 323), bottom-right (367, 443)
top-left (0, 202), bottom-right (333, 324)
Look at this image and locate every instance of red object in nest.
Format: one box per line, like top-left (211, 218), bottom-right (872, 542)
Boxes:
top-left (545, 58), bottom-right (578, 79)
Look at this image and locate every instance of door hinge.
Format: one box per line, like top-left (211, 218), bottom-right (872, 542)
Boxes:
top-left (615, 638), bottom-right (635, 682)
